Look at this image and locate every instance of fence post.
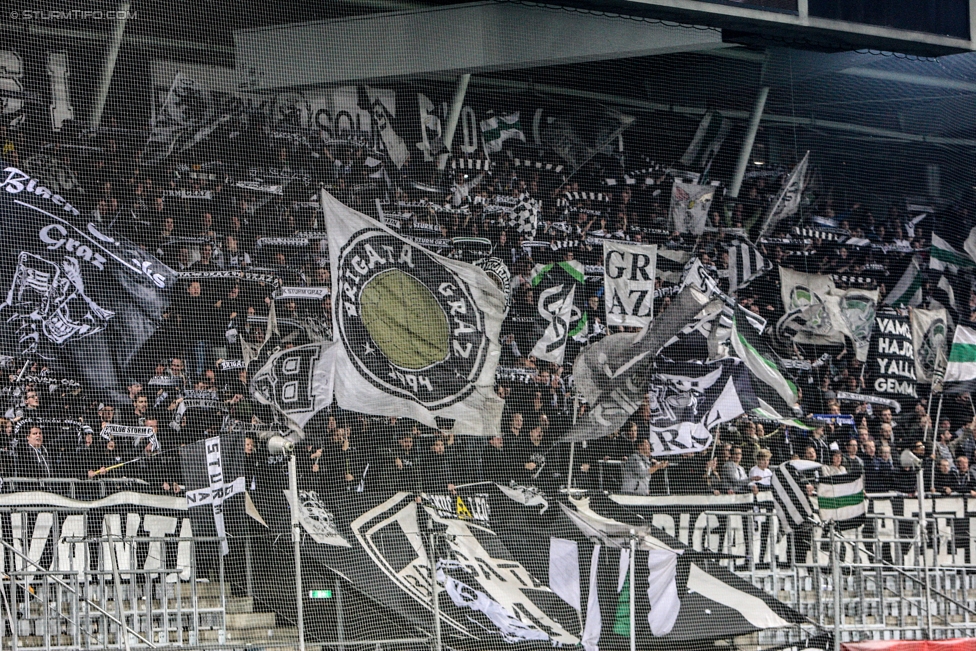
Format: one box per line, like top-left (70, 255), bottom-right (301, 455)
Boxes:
top-left (832, 524), bottom-right (842, 651)
top-left (429, 531), bottom-right (442, 651)
top-left (289, 452), bottom-right (306, 651)
top-left (629, 532), bottom-right (636, 651)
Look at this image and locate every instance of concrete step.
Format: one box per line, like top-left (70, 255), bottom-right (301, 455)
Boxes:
top-left (199, 624), bottom-right (298, 644)
top-left (226, 611), bottom-right (276, 629)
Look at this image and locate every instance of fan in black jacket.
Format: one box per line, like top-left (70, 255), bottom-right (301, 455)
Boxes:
top-left (481, 434), bottom-right (511, 484)
top-left (418, 438), bottom-right (456, 495)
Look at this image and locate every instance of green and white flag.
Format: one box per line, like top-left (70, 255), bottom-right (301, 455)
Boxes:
top-left (481, 113), bottom-right (526, 153)
top-left (884, 257), bottom-right (923, 307)
top-left (817, 472), bottom-right (866, 529)
top-left (945, 323), bottom-right (976, 383)
top-left (930, 233), bottom-right (976, 273)
top-left (731, 311), bottom-right (799, 407)
top-left (530, 260), bottom-right (588, 365)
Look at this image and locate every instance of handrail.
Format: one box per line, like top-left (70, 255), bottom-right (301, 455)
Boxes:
top-left (4, 567), bottom-right (104, 649)
top-left (831, 528), bottom-right (976, 619)
top-left (0, 538), bottom-right (157, 648)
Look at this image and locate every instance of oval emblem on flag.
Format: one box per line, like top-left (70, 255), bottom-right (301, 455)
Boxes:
top-left (336, 229), bottom-right (490, 408)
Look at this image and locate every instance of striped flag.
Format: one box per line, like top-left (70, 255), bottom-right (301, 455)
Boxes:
top-left (816, 472), bottom-right (866, 529)
top-left (727, 242), bottom-right (769, 294)
top-left (757, 152), bottom-right (809, 239)
top-left (930, 230), bottom-right (975, 315)
top-left (771, 460), bottom-right (819, 535)
top-left (931, 232), bottom-right (976, 273)
top-left (945, 323), bottom-right (976, 383)
top-left (883, 256), bottom-right (923, 307)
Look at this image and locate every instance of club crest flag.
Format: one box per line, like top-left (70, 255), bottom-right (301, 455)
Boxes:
top-left (323, 191), bottom-right (506, 436)
top-left (669, 180), bottom-right (714, 236)
top-left (603, 241), bottom-right (657, 328)
top-left (911, 307), bottom-right (948, 385)
top-left (776, 267), bottom-right (877, 362)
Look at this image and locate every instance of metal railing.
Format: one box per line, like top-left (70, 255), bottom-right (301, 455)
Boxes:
top-left (1, 525), bottom-right (228, 649)
top-left (1, 477), bottom-right (151, 499)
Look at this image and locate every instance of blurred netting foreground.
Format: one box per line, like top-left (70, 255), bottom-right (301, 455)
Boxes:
top-left (4, 2), bottom-right (976, 650)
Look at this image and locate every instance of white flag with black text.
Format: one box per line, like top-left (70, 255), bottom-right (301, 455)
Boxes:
top-left (603, 241), bottom-right (658, 328)
top-left (324, 191), bottom-right (506, 435)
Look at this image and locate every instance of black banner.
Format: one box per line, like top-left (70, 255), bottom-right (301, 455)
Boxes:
top-left (0, 169), bottom-right (176, 403)
top-left (868, 310), bottom-right (917, 413)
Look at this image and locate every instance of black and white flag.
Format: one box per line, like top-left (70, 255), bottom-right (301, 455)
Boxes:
top-left (643, 359), bottom-right (757, 456)
top-left (757, 152), bottom-right (809, 239)
top-left (727, 242), bottom-right (769, 294)
top-left (145, 73), bottom-right (214, 165)
top-left (180, 434), bottom-right (247, 556)
top-left (0, 165), bottom-right (176, 403)
top-left (529, 261), bottom-right (588, 365)
top-left (679, 111), bottom-right (730, 173)
top-left (603, 241), bottom-right (657, 328)
top-left (250, 341), bottom-right (337, 430)
top-left (770, 460), bottom-right (818, 535)
top-left (868, 310), bottom-right (917, 410)
top-left (324, 190), bottom-right (505, 435)
top-left (565, 286), bottom-right (711, 443)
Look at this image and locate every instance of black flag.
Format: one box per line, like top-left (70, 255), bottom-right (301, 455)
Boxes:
top-left (0, 164), bottom-right (176, 402)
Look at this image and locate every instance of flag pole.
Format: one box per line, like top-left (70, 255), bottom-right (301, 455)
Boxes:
top-left (289, 451), bottom-right (307, 651)
top-left (629, 531), bottom-right (637, 651)
top-left (567, 395), bottom-right (578, 491)
top-left (429, 528), bottom-right (444, 651)
top-left (931, 392), bottom-right (944, 495)
top-left (916, 466), bottom-right (934, 640)
top-left (830, 523), bottom-right (842, 651)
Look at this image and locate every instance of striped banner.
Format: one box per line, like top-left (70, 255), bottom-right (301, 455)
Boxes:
top-left (816, 472), bottom-right (866, 529)
top-left (770, 460), bottom-right (819, 535)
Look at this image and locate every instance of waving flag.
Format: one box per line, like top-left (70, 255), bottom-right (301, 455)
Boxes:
top-left (945, 324), bottom-right (976, 383)
top-left (481, 113), bottom-right (525, 153)
top-left (0, 165), bottom-right (176, 404)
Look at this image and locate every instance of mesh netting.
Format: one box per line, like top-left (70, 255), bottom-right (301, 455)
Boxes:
top-left (1, 2), bottom-right (975, 650)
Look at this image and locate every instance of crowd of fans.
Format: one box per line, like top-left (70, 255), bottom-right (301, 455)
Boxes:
top-left (1, 114), bottom-right (975, 509)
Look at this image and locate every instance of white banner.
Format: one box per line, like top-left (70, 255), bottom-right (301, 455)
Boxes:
top-left (777, 267), bottom-right (877, 362)
top-left (669, 180), bottom-right (715, 236)
top-left (603, 241), bottom-right (657, 327)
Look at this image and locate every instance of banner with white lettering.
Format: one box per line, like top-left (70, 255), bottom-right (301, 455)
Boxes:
top-left (0, 167), bottom-right (176, 404)
top-left (868, 310), bottom-right (917, 412)
top-left (603, 241), bottom-right (657, 328)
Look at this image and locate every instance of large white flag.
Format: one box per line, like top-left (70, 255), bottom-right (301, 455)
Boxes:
top-left (324, 191), bottom-right (506, 435)
top-left (777, 267), bottom-right (877, 362)
top-left (669, 180), bottom-right (715, 235)
top-left (603, 241), bottom-right (657, 328)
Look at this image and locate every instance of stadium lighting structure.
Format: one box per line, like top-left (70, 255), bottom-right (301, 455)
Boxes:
top-left (267, 435), bottom-right (295, 456)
